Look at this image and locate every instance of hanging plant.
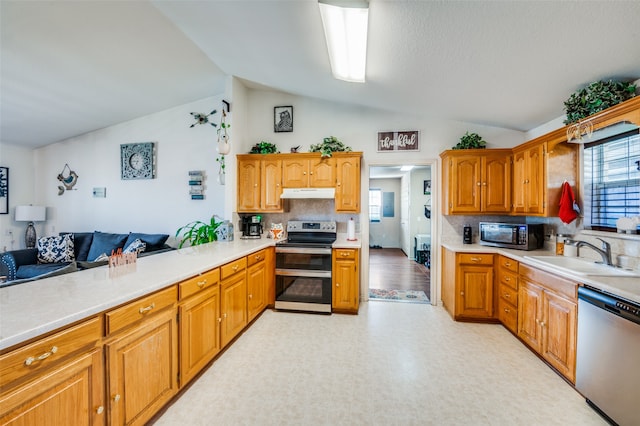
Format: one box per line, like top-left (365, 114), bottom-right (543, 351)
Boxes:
top-left (564, 80), bottom-right (636, 124)
top-left (309, 136), bottom-right (352, 157)
top-left (249, 141), bottom-right (279, 154)
top-left (452, 132), bottom-right (487, 150)
top-left (216, 155), bottom-right (225, 174)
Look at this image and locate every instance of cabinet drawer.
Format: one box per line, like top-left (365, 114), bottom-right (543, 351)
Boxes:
top-left (0, 316), bottom-right (102, 389)
top-left (106, 286), bottom-right (177, 335)
top-left (179, 268), bottom-right (220, 300)
top-left (221, 257), bottom-right (247, 280)
top-left (334, 249), bottom-right (356, 260)
top-left (499, 269), bottom-right (518, 290)
top-left (247, 249), bottom-right (267, 267)
top-left (499, 256), bottom-right (518, 273)
top-left (498, 299), bottom-right (517, 333)
top-left (457, 253), bottom-right (493, 266)
top-left (499, 283), bottom-right (518, 306)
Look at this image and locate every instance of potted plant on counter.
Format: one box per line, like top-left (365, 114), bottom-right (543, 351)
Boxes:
top-left (176, 215), bottom-right (224, 248)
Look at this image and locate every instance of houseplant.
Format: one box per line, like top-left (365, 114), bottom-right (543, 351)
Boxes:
top-left (249, 141), bottom-right (279, 154)
top-left (452, 132), bottom-right (487, 150)
top-left (309, 136), bottom-right (352, 157)
top-left (564, 80), bottom-right (636, 124)
top-left (175, 215), bottom-right (224, 248)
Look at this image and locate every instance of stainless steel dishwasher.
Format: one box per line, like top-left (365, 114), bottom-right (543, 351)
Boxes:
top-left (576, 286), bottom-right (640, 426)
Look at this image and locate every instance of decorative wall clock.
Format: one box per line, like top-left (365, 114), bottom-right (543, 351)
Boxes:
top-left (121, 142), bottom-right (155, 180)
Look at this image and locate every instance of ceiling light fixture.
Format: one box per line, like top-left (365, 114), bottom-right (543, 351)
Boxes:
top-left (318, 0), bottom-right (369, 83)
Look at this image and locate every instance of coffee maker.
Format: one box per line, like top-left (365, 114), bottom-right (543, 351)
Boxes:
top-left (240, 215), bottom-right (263, 239)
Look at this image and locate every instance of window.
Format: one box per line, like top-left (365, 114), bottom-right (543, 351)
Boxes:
top-left (584, 130), bottom-right (640, 231)
top-left (369, 188), bottom-right (381, 222)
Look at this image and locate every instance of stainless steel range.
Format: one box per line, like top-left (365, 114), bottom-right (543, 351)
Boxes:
top-left (275, 220), bottom-right (336, 313)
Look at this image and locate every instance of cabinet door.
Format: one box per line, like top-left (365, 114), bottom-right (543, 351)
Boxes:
top-left (247, 261), bottom-right (266, 322)
top-left (456, 265), bottom-right (494, 318)
top-left (179, 286), bottom-right (221, 387)
top-left (0, 349), bottom-right (104, 426)
top-left (450, 155), bottom-right (481, 213)
top-left (335, 156), bottom-right (360, 213)
top-left (220, 273), bottom-right (248, 347)
top-left (482, 154), bottom-right (511, 213)
top-left (332, 250), bottom-right (359, 312)
top-left (282, 158), bottom-right (308, 187)
top-left (309, 158), bottom-right (335, 187)
top-left (107, 308), bottom-right (178, 426)
top-left (525, 144), bottom-right (545, 214)
top-left (512, 150), bottom-right (527, 214)
top-left (261, 159), bottom-right (283, 211)
top-left (517, 279), bottom-right (543, 352)
top-left (237, 159), bottom-right (261, 212)
top-left (541, 291), bottom-right (577, 382)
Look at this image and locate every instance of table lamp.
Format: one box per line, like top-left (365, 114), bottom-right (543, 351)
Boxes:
top-left (15, 205), bottom-right (46, 248)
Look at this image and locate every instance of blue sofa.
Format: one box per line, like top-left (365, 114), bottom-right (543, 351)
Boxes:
top-left (0, 231), bottom-right (173, 286)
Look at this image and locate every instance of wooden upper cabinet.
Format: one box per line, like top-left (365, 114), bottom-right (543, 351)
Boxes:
top-left (335, 155), bottom-right (361, 213)
top-left (237, 158), bottom-right (261, 212)
top-left (282, 157), bottom-right (335, 188)
top-left (441, 149), bottom-right (510, 215)
top-left (261, 159), bottom-right (283, 211)
top-left (512, 143), bottom-right (545, 215)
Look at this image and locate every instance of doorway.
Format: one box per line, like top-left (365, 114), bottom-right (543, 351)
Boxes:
top-left (367, 164), bottom-right (432, 303)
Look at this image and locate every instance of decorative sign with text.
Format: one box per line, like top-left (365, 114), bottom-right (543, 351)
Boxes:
top-left (377, 131), bottom-right (419, 152)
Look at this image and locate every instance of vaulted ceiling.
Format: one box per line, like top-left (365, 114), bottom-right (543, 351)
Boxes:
top-left (2, 0), bottom-right (639, 148)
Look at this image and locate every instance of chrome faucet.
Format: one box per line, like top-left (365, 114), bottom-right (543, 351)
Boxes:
top-left (575, 238), bottom-right (613, 266)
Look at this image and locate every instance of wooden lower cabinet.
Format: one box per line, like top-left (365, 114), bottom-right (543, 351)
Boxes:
top-left (332, 248), bottom-right (360, 313)
top-left (442, 248), bottom-right (495, 320)
top-left (247, 251), bottom-right (267, 322)
top-left (106, 306), bottom-right (178, 426)
top-left (178, 286), bottom-right (221, 387)
top-left (220, 266), bottom-right (248, 348)
top-left (518, 264), bottom-right (577, 383)
top-left (0, 348), bottom-right (104, 425)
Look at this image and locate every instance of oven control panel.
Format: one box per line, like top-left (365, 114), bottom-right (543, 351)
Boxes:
top-left (287, 221), bottom-right (336, 232)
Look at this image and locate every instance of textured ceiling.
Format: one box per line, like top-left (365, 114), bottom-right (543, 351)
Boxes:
top-left (2, 0), bottom-right (640, 148)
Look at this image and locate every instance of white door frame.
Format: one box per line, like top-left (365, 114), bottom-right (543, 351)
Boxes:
top-left (361, 158), bottom-right (440, 306)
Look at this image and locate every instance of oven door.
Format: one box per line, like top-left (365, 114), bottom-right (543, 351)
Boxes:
top-left (275, 270), bottom-right (332, 313)
top-left (275, 247), bottom-right (332, 271)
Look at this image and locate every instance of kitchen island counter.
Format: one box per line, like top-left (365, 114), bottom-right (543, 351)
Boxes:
top-left (0, 237), bottom-right (273, 351)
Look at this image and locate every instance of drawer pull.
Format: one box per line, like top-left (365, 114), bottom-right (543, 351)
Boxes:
top-left (470, 257), bottom-right (482, 262)
top-left (232, 265), bottom-right (239, 272)
top-left (255, 255), bottom-right (263, 261)
top-left (505, 262), bottom-right (511, 267)
top-left (139, 303), bottom-right (155, 314)
top-left (504, 308), bottom-right (510, 313)
top-left (503, 293), bottom-right (510, 298)
top-left (24, 346), bottom-right (58, 366)
top-left (96, 406), bottom-right (104, 415)
top-left (341, 252), bottom-right (349, 257)
top-left (197, 279), bottom-right (207, 288)
top-left (113, 394), bottom-right (121, 402)
top-left (505, 277), bottom-right (511, 282)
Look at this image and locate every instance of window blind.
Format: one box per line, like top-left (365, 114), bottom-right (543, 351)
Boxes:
top-left (369, 189), bottom-right (381, 222)
top-left (584, 130), bottom-right (640, 230)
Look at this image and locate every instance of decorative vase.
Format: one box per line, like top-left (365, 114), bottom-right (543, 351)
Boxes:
top-left (217, 133), bottom-right (231, 155)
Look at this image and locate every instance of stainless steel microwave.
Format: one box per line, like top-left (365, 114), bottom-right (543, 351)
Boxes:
top-left (479, 222), bottom-right (544, 250)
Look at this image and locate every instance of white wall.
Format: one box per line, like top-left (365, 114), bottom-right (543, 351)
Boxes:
top-left (0, 144), bottom-right (38, 251)
top-left (30, 94), bottom-right (229, 246)
top-left (369, 178), bottom-right (401, 248)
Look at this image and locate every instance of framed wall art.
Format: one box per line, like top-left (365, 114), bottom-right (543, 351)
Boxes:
top-left (274, 106), bottom-right (293, 132)
top-left (0, 167), bottom-right (7, 214)
top-left (121, 142), bottom-right (156, 180)
top-left (377, 131), bottom-right (420, 152)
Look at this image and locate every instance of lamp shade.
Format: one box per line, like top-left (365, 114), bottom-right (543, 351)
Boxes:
top-left (15, 205), bottom-right (46, 222)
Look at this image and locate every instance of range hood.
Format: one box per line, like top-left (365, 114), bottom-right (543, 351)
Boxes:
top-left (280, 188), bottom-right (336, 199)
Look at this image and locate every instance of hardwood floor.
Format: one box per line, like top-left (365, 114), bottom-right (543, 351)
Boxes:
top-left (369, 248), bottom-right (430, 296)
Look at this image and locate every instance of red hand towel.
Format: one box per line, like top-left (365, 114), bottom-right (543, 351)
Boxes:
top-left (559, 181), bottom-right (578, 224)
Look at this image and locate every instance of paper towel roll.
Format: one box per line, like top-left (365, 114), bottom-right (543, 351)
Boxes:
top-left (347, 218), bottom-right (356, 241)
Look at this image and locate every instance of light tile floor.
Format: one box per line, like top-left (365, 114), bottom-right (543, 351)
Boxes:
top-left (154, 302), bottom-right (605, 426)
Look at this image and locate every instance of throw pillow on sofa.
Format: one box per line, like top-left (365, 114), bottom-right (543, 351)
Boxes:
top-left (60, 232), bottom-right (93, 261)
top-left (87, 231), bottom-right (128, 262)
top-left (37, 234), bottom-right (75, 263)
top-left (123, 238), bottom-right (146, 254)
top-left (124, 233), bottom-right (169, 251)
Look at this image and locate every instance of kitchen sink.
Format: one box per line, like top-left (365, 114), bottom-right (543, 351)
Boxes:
top-left (524, 255), bottom-right (640, 277)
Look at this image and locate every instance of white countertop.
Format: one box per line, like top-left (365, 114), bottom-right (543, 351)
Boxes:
top-left (0, 238), bottom-right (274, 351)
top-left (333, 233), bottom-right (362, 249)
top-left (442, 243), bottom-right (640, 304)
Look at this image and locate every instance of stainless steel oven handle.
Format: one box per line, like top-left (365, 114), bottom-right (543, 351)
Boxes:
top-left (275, 247), bottom-right (332, 255)
top-left (275, 269), bottom-right (331, 278)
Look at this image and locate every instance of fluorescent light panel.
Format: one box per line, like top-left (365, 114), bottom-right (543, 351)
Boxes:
top-left (318, 1), bottom-right (369, 83)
